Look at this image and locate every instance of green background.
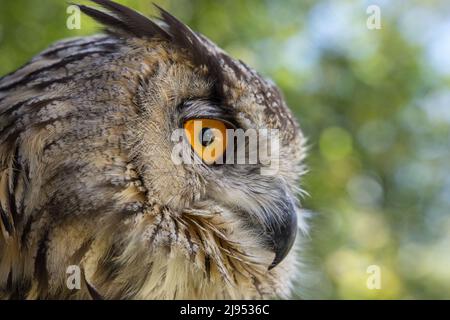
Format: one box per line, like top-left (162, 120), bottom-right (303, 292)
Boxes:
top-left (1, 0), bottom-right (449, 299)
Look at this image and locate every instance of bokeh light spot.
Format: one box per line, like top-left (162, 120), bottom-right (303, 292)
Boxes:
top-left (320, 126), bottom-right (353, 161)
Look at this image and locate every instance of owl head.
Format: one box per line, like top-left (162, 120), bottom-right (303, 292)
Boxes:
top-left (0, 0), bottom-right (307, 299)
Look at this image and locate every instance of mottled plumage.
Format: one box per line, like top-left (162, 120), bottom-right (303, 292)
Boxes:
top-left (0, 0), bottom-right (307, 299)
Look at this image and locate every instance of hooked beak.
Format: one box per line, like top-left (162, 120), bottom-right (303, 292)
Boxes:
top-left (264, 192), bottom-right (298, 270)
top-left (212, 181), bottom-right (299, 270)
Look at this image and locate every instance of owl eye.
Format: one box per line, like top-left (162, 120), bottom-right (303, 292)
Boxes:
top-left (184, 119), bottom-right (228, 164)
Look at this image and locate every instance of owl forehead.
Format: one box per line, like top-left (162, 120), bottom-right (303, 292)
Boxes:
top-left (182, 32), bottom-right (299, 141)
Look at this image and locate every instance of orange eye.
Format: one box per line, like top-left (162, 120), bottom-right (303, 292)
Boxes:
top-left (184, 119), bottom-right (228, 164)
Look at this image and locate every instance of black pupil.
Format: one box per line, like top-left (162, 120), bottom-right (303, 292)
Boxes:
top-left (200, 128), bottom-right (215, 147)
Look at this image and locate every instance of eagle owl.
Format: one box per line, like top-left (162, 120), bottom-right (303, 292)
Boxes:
top-left (0, 0), bottom-right (307, 299)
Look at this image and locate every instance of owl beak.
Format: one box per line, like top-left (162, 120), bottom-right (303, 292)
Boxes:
top-left (266, 193), bottom-right (298, 270)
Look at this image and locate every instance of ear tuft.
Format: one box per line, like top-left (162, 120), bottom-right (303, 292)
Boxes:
top-left (76, 0), bottom-right (234, 96)
top-left (75, 0), bottom-right (170, 39)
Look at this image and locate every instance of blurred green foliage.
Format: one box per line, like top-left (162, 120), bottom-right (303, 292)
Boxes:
top-left (1, 0), bottom-right (449, 299)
